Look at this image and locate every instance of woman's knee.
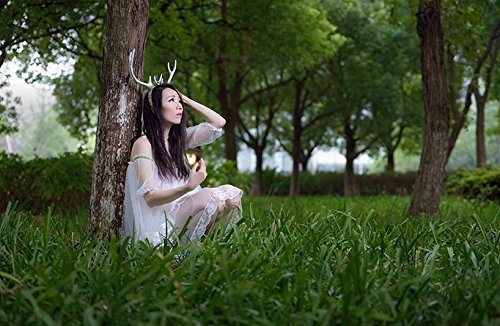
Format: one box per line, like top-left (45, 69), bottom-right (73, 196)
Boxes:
top-left (199, 188), bottom-right (226, 212)
top-left (225, 195), bottom-right (241, 209)
top-left (199, 186), bottom-right (242, 212)
top-left (220, 185), bottom-right (242, 209)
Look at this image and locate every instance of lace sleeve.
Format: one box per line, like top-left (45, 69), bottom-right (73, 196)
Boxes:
top-left (186, 122), bottom-right (224, 149)
top-left (132, 155), bottom-right (158, 196)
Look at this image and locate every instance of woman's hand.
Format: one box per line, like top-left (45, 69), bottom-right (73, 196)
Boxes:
top-left (181, 93), bottom-right (191, 103)
top-left (180, 94), bottom-right (226, 128)
top-left (186, 158), bottom-right (207, 190)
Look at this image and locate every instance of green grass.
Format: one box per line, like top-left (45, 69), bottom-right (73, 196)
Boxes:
top-left (1, 196), bottom-right (499, 325)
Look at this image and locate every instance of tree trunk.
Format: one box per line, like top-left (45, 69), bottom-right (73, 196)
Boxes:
top-left (475, 93), bottom-right (486, 167)
top-left (344, 119), bottom-right (358, 196)
top-left (474, 32), bottom-right (500, 166)
top-left (344, 156), bottom-right (357, 197)
top-left (290, 80), bottom-right (304, 197)
top-left (385, 146), bottom-right (395, 173)
top-left (409, 0), bottom-right (449, 216)
top-left (89, 0), bottom-right (149, 237)
top-left (226, 71), bottom-right (244, 165)
top-left (252, 147), bottom-right (264, 196)
top-left (447, 21), bottom-right (500, 161)
top-left (224, 103), bottom-right (238, 163)
top-left (216, 0), bottom-right (243, 166)
top-left (301, 153), bottom-right (312, 173)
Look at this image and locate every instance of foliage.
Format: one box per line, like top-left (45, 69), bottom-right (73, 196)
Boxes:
top-left (319, 0), bottom-right (424, 175)
top-left (17, 104), bottom-right (80, 158)
top-left (0, 150), bottom-right (252, 212)
top-left (0, 152), bottom-right (92, 212)
top-left (0, 0), bottom-right (105, 75)
top-left (52, 55), bottom-right (101, 142)
top-left (0, 79), bottom-right (20, 135)
top-left (446, 166), bottom-right (500, 201)
top-left (0, 197), bottom-right (499, 324)
top-left (262, 170), bottom-right (416, 196)
top-left (1, 0), bottom-right (105, 141)
top-left (205, 160), bottom-right (252, 195)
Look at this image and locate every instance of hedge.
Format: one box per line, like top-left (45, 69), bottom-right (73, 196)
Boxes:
top-left (446, 166), bottom-right (500, 201)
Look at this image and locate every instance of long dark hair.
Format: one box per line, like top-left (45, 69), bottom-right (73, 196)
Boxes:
top-left (142, 83), bottom-right (190, 180)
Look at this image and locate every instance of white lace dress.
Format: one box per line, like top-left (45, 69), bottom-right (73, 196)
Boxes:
top-left (123, 122), bottom-right (243, 246)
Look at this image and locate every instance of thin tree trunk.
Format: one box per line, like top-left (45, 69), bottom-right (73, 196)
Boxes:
top-left (216, 0), bottom-right (248, 166)
top-left (290, 80), bottom-right (304, 197)
top-left (409, 0), bottom-right (449, 216)
top-left (217, 0), bottom-right (235, 163)
top-left (447, 21), bottom-right (500, 160)
top-left (290, 157), bottom-right (300, 197)
top-left (344, 156), bottom-right (357, 196)
top-left (344, 119), bottom-right (358, 196)
top-left (385, 146), bottom-right (395, 173)
top-left (89, 0), bottom-right (149, 236)
top-left (475, 93), bottom-right (486, 167)
top-left (474, 37), bottom-right (500, 167)
top-left (301, 153), bottom-right (312, 172)
top-left (226, 72), bottom-right (244, 165)
top-left (224, 104), bottom-right (238, 163)
top-left (252, 148), bottom-right (264, 196)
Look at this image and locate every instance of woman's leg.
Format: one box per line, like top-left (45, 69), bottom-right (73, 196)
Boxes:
top-left (216, 185), bottom-right (243, 223)
top-left (169, 188), bottom-right (224, 243)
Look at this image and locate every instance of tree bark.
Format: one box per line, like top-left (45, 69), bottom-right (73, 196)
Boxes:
top-left (344, 156), bottom-right (357, 197)
top-left (216, 0), bottom-right (248, 166)
top-left (89, 0), bottom-right (149, 236)
top-left (409, 0), bottom-right (449, 216)
top-left (474, 37), bottom-right (499, 167)
top-left (301, 151), bottom-right (314, 173)
top-left (344, 119), bottom-right (358, 196)
top-left (475, 92), bottom-right (486, 167)
top-left (446, 20), bottom-right (500, 160)
top-left (290, 80), bottom-right (304, 197)
top-left (385, 124), bottom-right (405, 173)
top-left (385, 146), bottom-right (395, 173)
top-left (252, 147), bottom-right (264, 196)
top-left (226, 71), bottom-right (244, 165)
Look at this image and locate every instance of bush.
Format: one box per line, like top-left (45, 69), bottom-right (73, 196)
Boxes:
top-left (0, 151), bottom-right (254, 212)
top-left (205, 160), bottom-right (252, 195)
top-left (0, 151), bottom-right (93, 212)
top-left (262, 170), bottom-right (416, 196)
top-left (446, 166), bottom-right (500, 201)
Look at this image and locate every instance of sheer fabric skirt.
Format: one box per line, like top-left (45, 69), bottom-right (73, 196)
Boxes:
top-left (124, 181), bottom-right (243, 246)
top-left (167, 185), bottom-right (243, 244)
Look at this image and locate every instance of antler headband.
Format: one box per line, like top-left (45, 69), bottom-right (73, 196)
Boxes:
top-left (128, 48), bottom-right (177, 107)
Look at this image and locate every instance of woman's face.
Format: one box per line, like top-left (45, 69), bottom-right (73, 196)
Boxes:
top-left (161, 88), bottom-right (183, 125)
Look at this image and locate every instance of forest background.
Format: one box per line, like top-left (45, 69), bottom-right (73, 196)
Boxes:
top-left (1, 1), bottom-right (500, 324)
top-left (1, 0), bottom-right (499, 208)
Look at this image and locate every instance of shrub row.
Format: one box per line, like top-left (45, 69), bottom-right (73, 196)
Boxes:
top-left (262, 170), bottom-right (417, 196)
top-left (0, 152), bottom-right (93, 212)
top-left (0, 152), bottom-right (251, 212)
top-left (1, 151), bottom-right (497, 212)
top-left (446, 166), bottom-right (500, 201)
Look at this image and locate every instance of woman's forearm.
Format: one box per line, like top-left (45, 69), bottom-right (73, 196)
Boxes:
top-left (144, 183), bottom-right (194, 208)
top-left (183, 96), bottom-right (226, 128)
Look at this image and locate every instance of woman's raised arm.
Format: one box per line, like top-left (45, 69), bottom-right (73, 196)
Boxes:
top-left (182, 95), bottom-right (226, 128)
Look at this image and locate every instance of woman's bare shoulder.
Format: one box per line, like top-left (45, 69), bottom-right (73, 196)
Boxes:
top-left (131, 135), bottom-right (153, 158)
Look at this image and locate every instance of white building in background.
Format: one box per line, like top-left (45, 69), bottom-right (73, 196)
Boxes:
top-left (237, 145), bottom-right (373, 175)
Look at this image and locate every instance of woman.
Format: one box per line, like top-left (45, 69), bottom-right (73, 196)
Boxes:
top-left (123, 83), bottom-right (243, 246)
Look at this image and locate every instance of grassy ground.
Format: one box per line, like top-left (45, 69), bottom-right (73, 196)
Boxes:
top-left (0, 196), bottom-right (499, 325)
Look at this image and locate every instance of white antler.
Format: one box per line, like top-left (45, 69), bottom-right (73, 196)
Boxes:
top-left (167, 60), bottom-right (177, 83)
top-left (129, 48), bottom-right (177, 88)
top-left (129, 48), bottom-right (153, 88)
